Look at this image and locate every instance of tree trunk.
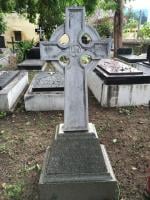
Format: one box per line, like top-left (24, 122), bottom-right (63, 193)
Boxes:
top-left (114, 0), bottom-right (124, 56)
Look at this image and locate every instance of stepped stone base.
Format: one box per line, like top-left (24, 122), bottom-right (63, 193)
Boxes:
top-left (39, 123), bottom-right (118, 200)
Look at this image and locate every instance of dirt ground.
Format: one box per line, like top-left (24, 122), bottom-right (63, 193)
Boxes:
top-left (0, 65), bottom-right (150, 200)
top-left (0, 92), bottom-right (149, 200)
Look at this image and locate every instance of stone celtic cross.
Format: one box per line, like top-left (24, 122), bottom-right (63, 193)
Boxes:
top-left (40, 7), bottom-right (110, 132)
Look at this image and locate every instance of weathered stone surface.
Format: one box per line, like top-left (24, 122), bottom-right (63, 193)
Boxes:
top-left (46, 137), bottom-right (107, 176)
top-left (94, 60), bottom-right (150, 85)
top-left (24, 72), bottom-right (64, 111)
top-left (0, 71), bottom-right (28, 111)
top-left (41, 7), bottom-right (111, 132)
top-left (97, 59), bottom-right (143, 75)
top-left (32, 72), bottom-right (64, 92)
top-left (39, 6), bottom-right (117, 200)
top-left (88, 63), bottom-right (150, 107)
top-left (17, 59), bottom-right (46, 70)
top-left (0, 71), bottom-right (19, 90)
top-left (39, 125), bottom-right (118, 200)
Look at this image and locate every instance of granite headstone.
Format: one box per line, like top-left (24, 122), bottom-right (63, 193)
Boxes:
top-left (39, 6), bottom-right (117, 200)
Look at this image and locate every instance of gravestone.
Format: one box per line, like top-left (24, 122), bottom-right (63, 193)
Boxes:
top-left (117, 47), bottom-right (132, 55)
top-left (0, 71), bottom-right (28, 111)
top-left (17, 45), bottom-right (46, 70)
top-left (117, 47), bottom-right (147, 64)
top-left (39, 7), bottom-right (117, 200)
top-left (143, 45), bottom-right (150, 66)
top-left (35, 26), bottom-right (45, 41)
top-left (88, 58), bottom-right (150, 107)
top-left (24, 72), bottom-right (64, 111)
top-left (0, 36), bottom-right (6, 48)
top-left (134, 45), bottom-right (150, 74)
top-left (26, 47), bottom-right (40, 59)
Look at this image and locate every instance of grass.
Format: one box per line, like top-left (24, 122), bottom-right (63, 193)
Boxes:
top-left (3, 182), bottom-right (24, 200)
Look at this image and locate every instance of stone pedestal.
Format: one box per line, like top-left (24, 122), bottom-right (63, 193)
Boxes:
top-left (39, 123), bottom-right (118, 200)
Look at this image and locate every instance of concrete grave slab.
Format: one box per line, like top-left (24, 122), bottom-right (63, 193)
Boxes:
top-left (24, 71), bottom-right (64, 111)
top-left (135, 62), bottom-right (150, 74)
top-left (88, 59), bottom-right (150, 107)
top-left (17, 59), bottom-right (47, 70)
top-left (0, 71), bottom-right (28, 111)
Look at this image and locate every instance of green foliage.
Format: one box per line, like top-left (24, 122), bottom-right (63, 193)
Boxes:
top-left (0, 12), bottom-right (7, 35)
top-left (124, 18), bottom-right (138, 32)
top-left (0, 111), bottom-right (7, 118)
top-left (15, 40), bottom-right (35, 62)
top-left (98, 0), bottom-right (134, 11)
top-left (4, 182), bottom-right (23, 200)
top-left (138, 22), bottom-right (150, 39)
top-left (0, 0), bottom-right (98, 39)
top-left (96, 18), bottom-right (113, 37)
top-left (118, 107), bottom-right (134, 116)
top-left (0, 0), bottom-right (15, 12)
top-left (98, 0), bottom-right (117, 11)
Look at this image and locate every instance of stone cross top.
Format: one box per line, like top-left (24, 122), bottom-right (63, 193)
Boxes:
top-left (36, 26), bottom-right (44, 40)
top-left (40, 7), bottom-right (110, 132)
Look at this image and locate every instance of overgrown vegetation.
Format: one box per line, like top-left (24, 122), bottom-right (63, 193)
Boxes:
top-left (0, 12), bottom-right (7, 35)
top-left (15, 40), bottom-right (35, 62)
top-left (124, 18), bottom-right (138, 33)
top-left (3, 182), bottom-right (24, 200)
top-left (0, 111), bottom-right (7, 119)
top-left (96, 18), bottom-right (113, 38)
top-left (138, 22), bottom-right (150, 39)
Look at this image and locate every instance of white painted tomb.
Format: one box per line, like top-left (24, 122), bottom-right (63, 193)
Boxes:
top-left (0, 71), bottom-right (28, 111)
top-left (24, 71), bottom-right (64, 111)
top-left (88, 59), bottom-right (150, 107)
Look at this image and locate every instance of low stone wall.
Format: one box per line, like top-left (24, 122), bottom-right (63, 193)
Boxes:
top-left (123, 39), bottom-right (150, 53)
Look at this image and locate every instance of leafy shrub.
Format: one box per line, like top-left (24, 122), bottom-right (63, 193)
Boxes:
top-left (15, 40), bottom-right (35, 62)
top-left (96, 18), bottom-right (113, 38)
top-left (0, 12), bottom-right (7, 35)
top-left (4, 183), bottom-right (23, 200)
top-left (138, 22), bottom-right (150, 39)
top-left (123, 18), bottom-right (138, 33)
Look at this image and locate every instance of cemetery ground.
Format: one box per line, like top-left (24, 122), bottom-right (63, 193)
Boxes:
top-left (0, 68), bottom-right (149, 200)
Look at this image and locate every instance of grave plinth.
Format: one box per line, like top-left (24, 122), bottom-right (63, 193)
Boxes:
top-left (24, 72), bottom-right (64, 111)
top-left (39, 124), bottom-right (117, 200)
top-left (88, 59), bottom-right (150, 107)
top-left (39, 7), bottom-right (117, 200)
top-left (17, 59), bottom-right (46, 71)
top-left (0, 71), bottom-right (28, 111)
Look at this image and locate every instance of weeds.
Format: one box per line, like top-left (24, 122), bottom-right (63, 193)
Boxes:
top-left (118, 107), bottom-right (135, 116)
top-left (0, 111), bottom-right (7, 119)
top-left (3, 182), bottom-right (24, 200)
top-left (0, 143), bottom-right (9, 154)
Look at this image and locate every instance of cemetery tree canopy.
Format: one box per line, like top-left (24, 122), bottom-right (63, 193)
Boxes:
top-left (98, 0), bottom-right (134, 56)
top-left (1, 0), bottom-right (98, 39)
